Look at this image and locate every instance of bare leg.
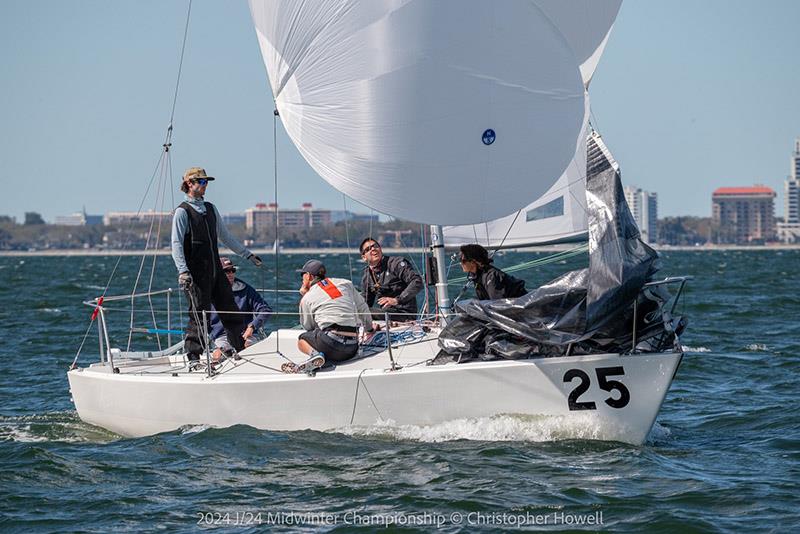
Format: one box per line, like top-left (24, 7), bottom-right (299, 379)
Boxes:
top-left (297, 338), bottom-right (313, 356)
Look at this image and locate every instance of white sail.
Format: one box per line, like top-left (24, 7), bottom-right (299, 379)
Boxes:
top-left (534, 0), bottom-right (622, 86)
top-left (444, 95), bottom-right (591, 248)
top-left (249, 0), bottom-right (586, 226)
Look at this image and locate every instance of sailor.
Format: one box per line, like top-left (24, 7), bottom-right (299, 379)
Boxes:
top-left (209, 257), bottom-right (273, 362)
top-left (170, 167), bottom-right (263, 367)
top-left (359, 237), bottom-right (424, 321)
top-left (297, 259), bottom-right (375, 367)
top-left (459, 244), bottom-right (527, 300)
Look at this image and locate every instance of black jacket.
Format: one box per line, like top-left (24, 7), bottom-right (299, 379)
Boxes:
top-left (471, 264), bottom-right (527, 301)
top-left (361, 256), bottom-right (423, 318)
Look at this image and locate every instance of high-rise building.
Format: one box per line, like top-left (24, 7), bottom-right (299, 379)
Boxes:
top-left (777, 137), bottom-right (800, 243)
top-left (623, 185), bottom-right (658, 244)
top-left (712, 186), bottom-right (776, 244)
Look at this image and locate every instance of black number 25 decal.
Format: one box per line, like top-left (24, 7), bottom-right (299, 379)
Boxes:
top-left (563, 366), bottom-right (631, 410)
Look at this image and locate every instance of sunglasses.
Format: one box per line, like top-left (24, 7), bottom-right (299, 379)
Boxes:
top-left (192, 178), bottom-right (209, 186)
top-left (223, 268), bottom-right (236, 274)
top-left (361, 243), bottom-right (381, 254)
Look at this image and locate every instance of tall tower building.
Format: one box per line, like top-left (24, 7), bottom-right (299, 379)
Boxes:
top-left (623, 185), bottom-right (658, 244)
top-left (777, 137), bottom-right (800, 242)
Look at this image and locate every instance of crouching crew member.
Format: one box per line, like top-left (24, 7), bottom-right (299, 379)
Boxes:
top-left (459, 244), bottom-right (527, 300)
top-left (359, 237), bottom-right (423, 321)
top-left (297, 259), bottom-right (375, 365)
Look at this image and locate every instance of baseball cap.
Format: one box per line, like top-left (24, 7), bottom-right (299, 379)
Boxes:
top-left (297, 259), bottom-right (326, 278)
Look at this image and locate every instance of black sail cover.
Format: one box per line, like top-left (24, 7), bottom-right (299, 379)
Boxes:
top-left (438, 133), bottom-right (662, 360)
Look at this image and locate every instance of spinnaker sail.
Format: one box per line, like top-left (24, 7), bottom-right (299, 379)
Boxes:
top-left (249, 0), bottom-right (587, 225)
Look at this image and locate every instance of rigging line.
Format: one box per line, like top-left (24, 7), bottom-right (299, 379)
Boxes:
top-left (166, 142), bottom-right (184, 331)
top-left (127, 157), bottom-right (168, 352)
top-left (342, 194), bottom-right (355, 282)
top-left (168, 0), bottom-right (193, 126)
top-left (144, 158), bottom-right (170, 351)
top-left (490, 209), bottom-right (522, 257)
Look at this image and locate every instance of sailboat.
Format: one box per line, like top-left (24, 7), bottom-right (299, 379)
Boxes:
top-left (68, 0), bottom-right (689, 445)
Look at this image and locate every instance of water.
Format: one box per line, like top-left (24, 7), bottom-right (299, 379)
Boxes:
top-left (1, 250), bottom-right (799, 532)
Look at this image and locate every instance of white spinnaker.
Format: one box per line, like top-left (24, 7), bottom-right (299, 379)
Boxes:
top-left (534, 0), bottom-right (622, 86)
top-left (249, 0), bottom-right (585, 226)
top-left (444, 95), bottom-right (591, 248)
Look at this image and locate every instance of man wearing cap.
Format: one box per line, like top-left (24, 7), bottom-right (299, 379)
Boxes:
top-left (209, 257), bottom-right (273, 362)
top-left (359, 237), bottom-right (423, 321)
top-left (295, 259), bottom-right (375, 368)
top-left (171, 166), bottom-right (263, 366)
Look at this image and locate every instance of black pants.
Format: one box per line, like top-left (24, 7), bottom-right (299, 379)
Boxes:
top-left (184, 273), bottom-right (246, 358)
top-left (299, 329), bottom-right (359, 363)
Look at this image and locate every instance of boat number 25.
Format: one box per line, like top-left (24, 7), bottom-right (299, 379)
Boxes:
top-left (563, 366), bottom-right (630, 410)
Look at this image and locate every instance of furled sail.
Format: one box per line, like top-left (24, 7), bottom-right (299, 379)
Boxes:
top-left (444, 96), bottom-right (592, 248)
top-left (249, 0), bottom-right (587, 226)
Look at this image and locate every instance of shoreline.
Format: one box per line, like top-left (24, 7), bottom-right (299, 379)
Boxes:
top-left (1, 244), bottom-right (799, 257)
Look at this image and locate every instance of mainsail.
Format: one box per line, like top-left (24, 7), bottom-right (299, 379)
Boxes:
top-left (249, 0), bottom-right (589, 226)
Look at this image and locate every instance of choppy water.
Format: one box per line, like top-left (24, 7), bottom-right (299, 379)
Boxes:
top-left (1, 250), bottom-right (798, 532)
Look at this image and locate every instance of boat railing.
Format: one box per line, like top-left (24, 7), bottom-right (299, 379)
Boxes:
top-left (82, 287), bottom-right (430, 374)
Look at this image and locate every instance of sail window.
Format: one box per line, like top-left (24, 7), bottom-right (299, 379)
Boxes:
top-left (526, 196), bottom-right (564, 222)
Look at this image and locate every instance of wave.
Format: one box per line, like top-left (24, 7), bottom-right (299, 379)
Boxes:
top-left (681, 346), bottom-right (711, 353)
top-left (0, 412), bottom-right (118, 443)
top-left (743, 343), bottom-right (769, 352)
top-left (336, 414), bottom-right (638, 444)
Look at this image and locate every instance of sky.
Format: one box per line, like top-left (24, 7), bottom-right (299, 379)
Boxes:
top-left (1, 0), bottom-right (798, 222)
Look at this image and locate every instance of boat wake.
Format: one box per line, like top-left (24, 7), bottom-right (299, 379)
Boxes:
top-left (337, 414), bottom-right (640, 444)
top-left (0, 412), bottom-right (119, 444)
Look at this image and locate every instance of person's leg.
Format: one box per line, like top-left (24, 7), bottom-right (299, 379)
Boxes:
top-left (184, 280), bottom-right (212, 359)
top-left (298, 330), bottom-right (322, 356)
top-left (211, 273), bottom-right (247, 353)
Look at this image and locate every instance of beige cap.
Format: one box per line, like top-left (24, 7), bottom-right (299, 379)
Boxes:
top-left (182, 167), bottom-right (215, 182)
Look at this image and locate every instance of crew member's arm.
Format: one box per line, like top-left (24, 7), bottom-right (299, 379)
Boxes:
top-left (361, 269), bottom-right (376, 307)
top-left (298, 295), bottom-right (316, 331)
top-left (247, 284), bottom-right (273, 330)
top-left (171, 207), bottom-right (190, 273)
top-left (213, 205), bottom-right (256, 261)
top-left (395, 258), bottom-right (424, 304)
top-left (483, 270), bottom-right (507, 300)
top-left (353, 289), bottom-right (374, 331)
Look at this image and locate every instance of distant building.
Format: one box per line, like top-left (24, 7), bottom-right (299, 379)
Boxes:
top-left (623, 185), bottom-right (658, 244)
top-left (245, 203), bottom-right (377, 233)
top-left (712, 186), bottom-right (776, 244)
top-left (223, 212), bottom-right (246, 226)
top-left (777, 137), bottom-right (800, 243)
top-left (245, 203), bottom-right (331, 232)
top-left (103, 210), bottom-right (172, 226)
top-left (54, 208), bottom-right (103, 226)
top-left (329, 210), bottom-right (379, 224)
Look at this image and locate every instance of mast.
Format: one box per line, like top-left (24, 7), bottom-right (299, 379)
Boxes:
top-left (430, 225), bottom-right (451, 321)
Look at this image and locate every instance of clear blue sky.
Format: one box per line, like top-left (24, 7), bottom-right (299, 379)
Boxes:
top-left (1, 0), bottom-right (798, 222)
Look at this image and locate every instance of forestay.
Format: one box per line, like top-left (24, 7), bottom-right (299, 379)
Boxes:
top-left (249, 0), bottom-right (586, 225)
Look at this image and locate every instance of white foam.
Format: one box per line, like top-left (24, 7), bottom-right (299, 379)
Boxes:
top-left (681, 345), bottom-right (711, 353)
top-left (646, 422), bottom-right (672, 443)
top-left (336, 414), bottom-right (627, 444)
top-left (180, 424), bottom-right (214, 435)
top-left (744, 343), bottom-right (769, 352)
top-left (41, 308), bottom-right (62, 314)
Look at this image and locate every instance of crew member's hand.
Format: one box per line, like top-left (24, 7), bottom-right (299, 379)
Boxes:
top-left (377, 296), bottom-right (398, 308)
top-left (178, 272), bottom-right (193, 290)
top-left (243, 325), bottom-right (255, 341)
top-left (249, 254), bottom-right (263, 267)
top-left (299, 280), bottom-right (311, 296)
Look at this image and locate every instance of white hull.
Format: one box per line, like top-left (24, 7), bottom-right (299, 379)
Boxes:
top-left (68, 328), bottom-right (682, 445)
